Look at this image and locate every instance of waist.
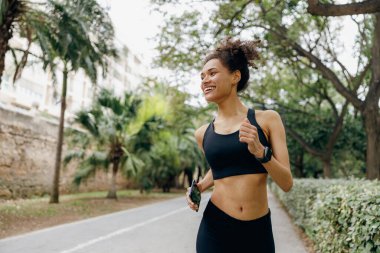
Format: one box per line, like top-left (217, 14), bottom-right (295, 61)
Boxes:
top-left (204, 199), bottom-right (271, 226)
top-left (211, 174), bottom-right (269, 220)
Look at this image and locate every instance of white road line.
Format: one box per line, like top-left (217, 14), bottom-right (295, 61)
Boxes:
top-left (0, 196), bottom-right (185, 243)
top-left (60, 206), bottom-right (188, 253)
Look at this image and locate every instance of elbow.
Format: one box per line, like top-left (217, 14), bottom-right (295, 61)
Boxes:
top-left (282, 178), bottom-right (293, 193)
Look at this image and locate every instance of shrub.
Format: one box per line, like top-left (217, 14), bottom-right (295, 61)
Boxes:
top-left (269, 178), bottom-right (380, 253)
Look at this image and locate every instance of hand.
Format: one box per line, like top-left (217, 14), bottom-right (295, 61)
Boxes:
top-left (239, 118), bottom-right (265, 158)
top-left (186, 184), bottom-right (199, 212)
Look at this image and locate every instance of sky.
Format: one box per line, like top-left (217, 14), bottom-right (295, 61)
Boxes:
top-left (103, 0), bottom-right (360, 106)
top-left (103, 0), bottom-right (161, 65)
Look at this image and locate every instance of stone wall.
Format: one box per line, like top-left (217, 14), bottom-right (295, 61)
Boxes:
top-left (0, 106), bottom-right (128, 199)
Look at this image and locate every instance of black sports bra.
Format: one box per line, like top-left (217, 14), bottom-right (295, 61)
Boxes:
top-left (202, 108), bottom-right (271, 180)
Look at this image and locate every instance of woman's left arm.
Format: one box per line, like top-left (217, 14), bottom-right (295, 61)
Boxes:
top-left (261, 110), bottom-right (293, 192)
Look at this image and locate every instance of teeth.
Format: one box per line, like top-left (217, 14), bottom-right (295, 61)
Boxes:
top-left (205, 86), bottom-right (216, 93)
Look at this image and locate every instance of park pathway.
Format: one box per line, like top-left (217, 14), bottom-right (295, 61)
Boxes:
top-left (0, 187), bottom-right (308, 253)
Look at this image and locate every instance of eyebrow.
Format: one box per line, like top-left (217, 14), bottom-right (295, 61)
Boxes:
top-left (200, 67), bottom-right (217, 76)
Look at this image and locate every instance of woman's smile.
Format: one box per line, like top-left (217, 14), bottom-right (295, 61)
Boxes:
top-left (204, 86), bottom-right (216, 94)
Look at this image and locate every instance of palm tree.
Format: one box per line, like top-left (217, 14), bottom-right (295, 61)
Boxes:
top-left (65, 89), bottom-right (176, 199)
top-left (64, 89), bottom-right (145, 199)
top-left (0, 0), bottom-right (46, 85)
top-left (1, 0), bottom-right (117, 203)
top-left (45, 0), bottom-right (117, 203)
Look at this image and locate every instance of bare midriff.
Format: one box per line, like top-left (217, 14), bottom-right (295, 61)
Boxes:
top-left (210, 173), bottom-right (269, 221)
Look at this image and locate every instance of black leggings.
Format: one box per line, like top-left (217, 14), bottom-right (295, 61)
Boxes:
top-left (196, 200), bottom-right (275, 253)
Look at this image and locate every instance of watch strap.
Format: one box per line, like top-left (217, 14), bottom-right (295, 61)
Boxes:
top-left (256, 146), bottom-right (272, 163)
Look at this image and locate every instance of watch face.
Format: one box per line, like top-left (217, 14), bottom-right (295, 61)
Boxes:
top-left (262, 147), bottom-right (272, 162)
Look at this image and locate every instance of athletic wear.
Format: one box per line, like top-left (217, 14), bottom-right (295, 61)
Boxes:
top-left (202, 108), bottom-right (271, 180)
top-left (196, 199), bottom-right (275, 253)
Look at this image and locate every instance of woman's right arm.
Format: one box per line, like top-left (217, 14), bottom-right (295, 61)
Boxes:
top-left (186, 124), bottom-right (214, 211)
top-left (194, 124), bottom-right (214, 192)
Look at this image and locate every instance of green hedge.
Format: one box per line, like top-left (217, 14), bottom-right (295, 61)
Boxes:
top-left (268, 178), bottom-right (380, 253)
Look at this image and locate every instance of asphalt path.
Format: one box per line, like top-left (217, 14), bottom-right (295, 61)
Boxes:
top-left (0, 188), bottom-right (308, 253)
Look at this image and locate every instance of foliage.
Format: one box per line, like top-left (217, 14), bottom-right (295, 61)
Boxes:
top-left (150, 0), bottom-right (371, 178)
top-left (269, 178), bottom-right (380, 253)
top-left (64, 88), bottom-right (147, 188)
top-left (37, 0), bottom-right (117, 83)
top-left (64, 84), bottom-right (206, 194)
top-left (131, 80), bottom-right (209, 192)
top-left (1, 0), bottom-right (117, 85)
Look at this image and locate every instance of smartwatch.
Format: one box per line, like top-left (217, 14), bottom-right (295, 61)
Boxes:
top-left (256, 146), bottom-right (272, 163)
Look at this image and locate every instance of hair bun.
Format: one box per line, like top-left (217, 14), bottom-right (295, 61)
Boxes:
top-left (217, 37), bottom-right (261, 69)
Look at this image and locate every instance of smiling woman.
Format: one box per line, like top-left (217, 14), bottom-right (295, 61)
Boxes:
top-left (186, 37), bottom-right (293, 253)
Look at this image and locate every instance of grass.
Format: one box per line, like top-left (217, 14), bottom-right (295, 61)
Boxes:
top-left (0, 188), bottom-right (184, 239)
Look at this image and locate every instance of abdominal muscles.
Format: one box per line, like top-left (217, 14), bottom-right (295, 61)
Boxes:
top-left (210, 173), bottom-right (269, 220)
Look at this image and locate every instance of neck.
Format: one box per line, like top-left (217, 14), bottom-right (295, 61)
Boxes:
top-left (215, 95), bottom-right (247, 120)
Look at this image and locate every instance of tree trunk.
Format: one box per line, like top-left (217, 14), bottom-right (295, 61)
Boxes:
top-left (0, 27), bottom-right (10, 87)
top-left (322, 158), bottom-right (332, 178)
top-left (107, 160), bottom-right (119, 199)
top-left (0, 3), bottom-right (17, 87)
top-left (294, 150), bottom-right (304, 178)
top-left (49, 64), bottom-right (68, 204)
top-left (364, 13), bottom-right (380, 180)
top-left (182, 171), bottom-right (186, 188)
top-left (363, 107), bottom-right (380, 180)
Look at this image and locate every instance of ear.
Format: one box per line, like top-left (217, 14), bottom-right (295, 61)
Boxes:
top-left (232, 70), bottom-right (241, 84)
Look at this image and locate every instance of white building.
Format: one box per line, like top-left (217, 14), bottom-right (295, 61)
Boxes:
top-left (0, 38), bottom-right (144, 121)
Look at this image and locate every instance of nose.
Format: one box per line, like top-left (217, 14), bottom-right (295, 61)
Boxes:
top-left (201, 75), bottom-right (211, 87)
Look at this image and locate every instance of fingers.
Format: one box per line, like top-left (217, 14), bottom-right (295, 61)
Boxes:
top-left (239, 130), bottom-right (258, 142)
top-left (240, 120), bottom-right (258, 137)
top-left (241, 121), bottom-right (257, 132)
top-left (185, 187), bottom-right (199, 211)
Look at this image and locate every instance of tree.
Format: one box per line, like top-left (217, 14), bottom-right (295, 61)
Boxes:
top-left (0, 0), bottom-right (46, 86)
top-left (132, 80), bottom-right (209, 192)
top-left (45, 0), bottom-right (117, 203)
top-left (305, 0), bottom-right (380, 180)
top-left (152, 0), bottom-right (379, 179)
top-left (65, 89), bottom-right (161, 199)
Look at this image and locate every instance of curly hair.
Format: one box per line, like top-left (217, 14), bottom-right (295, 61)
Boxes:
top-left (203, 37), bottom-right (261, 93)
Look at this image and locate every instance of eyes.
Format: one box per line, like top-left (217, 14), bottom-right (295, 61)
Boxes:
top-left (201, 71), bottom-right (217, 80)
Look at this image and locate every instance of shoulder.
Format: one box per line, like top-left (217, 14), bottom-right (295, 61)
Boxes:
top-left (194, 123), bottom-right (210, 145)
top-left (262, 109), bottom-right (282, 121)
top-left (255, 109), bottom-right (284, 133)
top-left (194, 123), bottom-right (210, 154)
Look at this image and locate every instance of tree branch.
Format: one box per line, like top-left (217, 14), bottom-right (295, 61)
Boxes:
top-left (285, 126), bottom-right (324, 157)
top-left (353, 60), bottom-right (371, 90)
top-left (307, 0), bottom-right (380, 16)
top-left (329, 99), bottom-right (349, 149)
top-left (255, 23), bottom-right (364, 109)
top-left (322, 84), bottom-right (339, 119)
top-left (215, 0), bottom-right (254, 36)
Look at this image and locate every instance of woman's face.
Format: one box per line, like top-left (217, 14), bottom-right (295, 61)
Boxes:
top-left (200, 58), bottom-right (238, 102)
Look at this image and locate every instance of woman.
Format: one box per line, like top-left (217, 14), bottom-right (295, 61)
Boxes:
top-left (186, 37), bottom-right (293, 253)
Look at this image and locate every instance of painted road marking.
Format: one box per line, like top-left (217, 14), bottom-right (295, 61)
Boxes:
top-left (60, 206), bottom-right (188, 253)
top-left (0, 196), bottom-right (184, 243)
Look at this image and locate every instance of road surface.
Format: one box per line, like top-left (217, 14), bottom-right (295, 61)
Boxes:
top-left (0, 188), bottom-right (308, 253)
